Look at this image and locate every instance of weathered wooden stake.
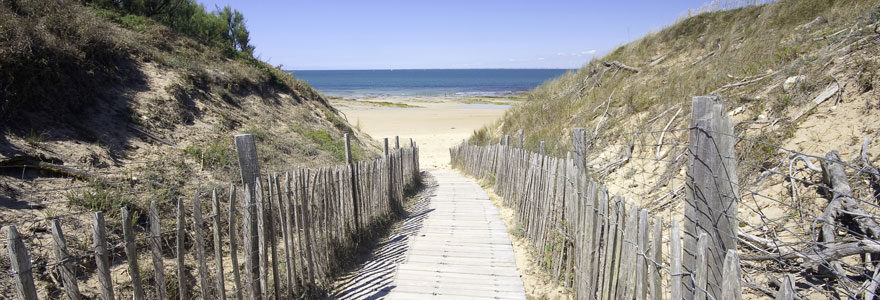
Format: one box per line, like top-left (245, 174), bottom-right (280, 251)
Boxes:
top-left (7, 225), bottom-right (38, 300)
top-left (242, 184), bottom-right (261, 299)
top-left (123, 207), bottom-right (145, 300)
top-left (176, 197), bottom-right (188, 300)
top-left (149, 200), bottom-right (167, 300)
top-left (671, 220), bottom-right (682, 300)
top-left (212, 189), bottom-right (228, 300)
top-left (228, 185), bottom-right (244, 300)
top-left (345, 133), bottom-right (360, 233)
top-left (93, 212), bottom-right (114, 300)
top-left (684, 95), bottom-right (738, 300)
top-left (721, 249), bottom-right (742, 300)
top-left (49, 219), bottom-right (81, 300)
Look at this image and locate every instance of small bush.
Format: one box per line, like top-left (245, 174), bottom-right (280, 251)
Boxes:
top-left (67, 181), bottom-right (139, 218)
top-left (184, 139), bottom-right (232, 169)
top-left (304, 129), bottom-right (362, 162)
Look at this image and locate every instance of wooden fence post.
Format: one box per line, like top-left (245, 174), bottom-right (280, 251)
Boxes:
top-left (694, 233), bottom-right (709, 300)
top-left (395, 136), bottom-right (400, 149)
top-left (243, 184), bottom-right (261, 299)
top-left (383, 138), bottom-right (389, 157)
top-left (148, 200), bottom-right (168, 300)
top-left (49, 219), bottom-right (81, 300)
top-left (572, 128), bottom-right (587, 174)
top-left (7, 225), bottom-right (38, 300)
top-left (671, 221), bottom-right (682, 300)
top-left (122, 207), bottom-right (145, 300)
top-left (517, 129), bottom-right (524, 148)
top-left (684, 95), bottom-right (738, 300)
top-left (345, 133), bottom-right (360, 233)
top-left (193, 191), bottom-right (212, 299)
top-left (212, 190), bottom-right (228, 300)
top-left (176, 197), bottom-right (189, 300)
top-left (234, 134), bottom-right (262, 299)
top-left (721, 249), bottom-right (742, 300)
top-left (93, 212), bottom-right (114, 300)
top-left (228, 185), bottom-right (244, 300)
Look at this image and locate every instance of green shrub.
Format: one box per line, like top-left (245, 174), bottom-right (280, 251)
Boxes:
top-left (304, 129), bottom-right (362, 162)
top-left (67, 181), bottom-right (139, 218)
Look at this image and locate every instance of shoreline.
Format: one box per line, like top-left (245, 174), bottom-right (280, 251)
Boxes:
top-left (329, 96), bottom-right (515, 169)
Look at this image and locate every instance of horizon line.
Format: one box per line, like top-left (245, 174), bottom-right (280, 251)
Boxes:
top-left (286, 67), bottom-right (578, 72)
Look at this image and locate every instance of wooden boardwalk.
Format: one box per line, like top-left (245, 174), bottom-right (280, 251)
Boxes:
top-left (332, 170), bottom-right (526, 300)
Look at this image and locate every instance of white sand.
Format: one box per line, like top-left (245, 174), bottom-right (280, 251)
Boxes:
top-left (332, 98), bottom-right (509, 169)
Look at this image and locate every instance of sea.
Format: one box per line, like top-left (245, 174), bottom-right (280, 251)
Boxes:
top-left (288, 69), bottom-right (571, 98)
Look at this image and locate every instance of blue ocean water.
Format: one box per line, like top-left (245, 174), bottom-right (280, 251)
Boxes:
top-left (288, 69), bottom-right (571, 98)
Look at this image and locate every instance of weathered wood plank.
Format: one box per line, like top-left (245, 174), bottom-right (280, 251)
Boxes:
top-left (123, 207), bottom-right (145, 300)
top-left (148, 200), bottom-right (167, 300)
top-left (92, 212), bottom-right (114, 300)
top-left (49, 219), bottom-right (81, 300)
top-left (7, 225), bottom-right (38, 300)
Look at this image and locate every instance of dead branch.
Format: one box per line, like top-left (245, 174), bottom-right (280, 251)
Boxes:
top-left (711, 70), bottom-right (780, 94)
top-left (691, 51), bottom-right (715, 66)
top-left (655, 107), bottom-right (682, 160)
top-left (602, 60), bottom-right (641, 73)
top-left (128, 124), bottom-right (176, 146)
top-left (819, 151), bottom-right (880, 242)
top-left (861, 137), bottom-right (880, 202)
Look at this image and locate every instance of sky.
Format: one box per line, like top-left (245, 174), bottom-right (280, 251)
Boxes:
top-left (197, 0), bottom-right (711, 70)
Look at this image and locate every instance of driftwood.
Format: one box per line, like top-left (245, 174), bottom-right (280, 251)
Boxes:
top-left (128, 124), bottom-right (175, 146)
top-left (655, 107), bottom-right (682, 160)
top-left (818, 151), bottom-right (880, 242)
top-left (711, 70), bottom-right (780, 94)
top-left (603, 61), bottom-right (641, 73)
top-left (0, 156), bottom-right (94, 180)
top-left (861, 137), bottom-right (880, 202)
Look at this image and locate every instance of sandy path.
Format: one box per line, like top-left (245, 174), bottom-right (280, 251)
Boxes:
top-left (332, 98), bottom-right (508, 169)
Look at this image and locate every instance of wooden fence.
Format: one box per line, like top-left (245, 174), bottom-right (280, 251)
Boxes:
top-left (450, 96), bottom-right (742, 300)
top-left (5, 133), bottom-right (420, 300)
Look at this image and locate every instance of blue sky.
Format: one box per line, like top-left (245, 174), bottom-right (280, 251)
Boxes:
top-left (197, 1), bottom-right (711, 70)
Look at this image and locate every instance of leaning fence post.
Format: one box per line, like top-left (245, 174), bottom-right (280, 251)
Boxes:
top-left (49, 219), bottom-right (81, 300)
top-left (684, 95), bottom-right (738, 300)
top-left (7, 225), bottom-right (38, 300)
top-left (123, 207), bottom-right (145, 300)
top-left (93, 212), bottom-right (114, 300)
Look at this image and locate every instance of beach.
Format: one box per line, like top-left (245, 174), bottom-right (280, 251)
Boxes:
top-left (330, 96), bottom-right (514, 169)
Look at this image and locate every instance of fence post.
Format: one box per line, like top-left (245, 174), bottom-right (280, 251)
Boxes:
top-left (123, 207), bottom-right (145, 300)
top-left (345, 133), bottom-right (360, 233)
top-left (517, 129), bottom-right (524, 148)
top-left (572, 128), bottom-right (587, 174)
top-left (395, 136), bottom-right (400, 149)
top-left (49, 219), bottom-right (81, 300)
top-left (148, 200), bottom-right (167, 300)
top-left (228, 185), bottom-right (244, 300)
top-left (670, 221), bottom-right (682, 300)
top-left (234, 134), bottom-right (262, 299)
top-left (7, 225), bottom-right (38, 300)
top-left (193, 192), bottom-right (212, 299)
top-left (721, 249), bottom-right (742, 300)
top-left (683, 95), bottom-right (738, 300)
top-left (92, 212), bottom-right (114, 300)
top-left (176, 197), bottom-right (189, 300)
top-left (383, 138), bottom-right (389, 157)
top-left (212, 190), bottom-right (228, 300)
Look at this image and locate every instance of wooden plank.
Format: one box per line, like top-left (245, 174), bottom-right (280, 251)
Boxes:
top-left (49, 219), bottom-right (81, 300)
top-left (122, 207), bottom-right (145, 300)
top-left (266, 176), bottom-right (281, 300)
top-left (7, 225), bottom-right (38, 300)
top-left (92, 212), bottom-right (114, 300)
top-left (228, 185), bottom-right (244, 300)
top-left (235, 134), bottom-right (261, 200)
top-left (695, 233), bottom-right (709, 300)
top-left (671, 220), bottom-right (683, 300)
top-left (637, 209), bottom-right (649, 300)
top-left (685, 95), bottom-right (738, 300)
top-left (148, 200), bottom-right (167, 300)
top-left (193, 191), bottom-right (213, 298)
top-left (242, 184), bottom-right (261, 299)
top-left (775, 274), bottom-right (795, 300)
top-left (276, 174), bottom-right (295, 297)
top-left (255, 179), bottom-right (269, 298)
top-left (721, 249), bottom-right (742, 300)
top-left (176, 197), bottom-right (188, 300)
top-left (650, 217), bottom-right (662, 300)
top-left (212, 189), bottom-right (228, 300)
